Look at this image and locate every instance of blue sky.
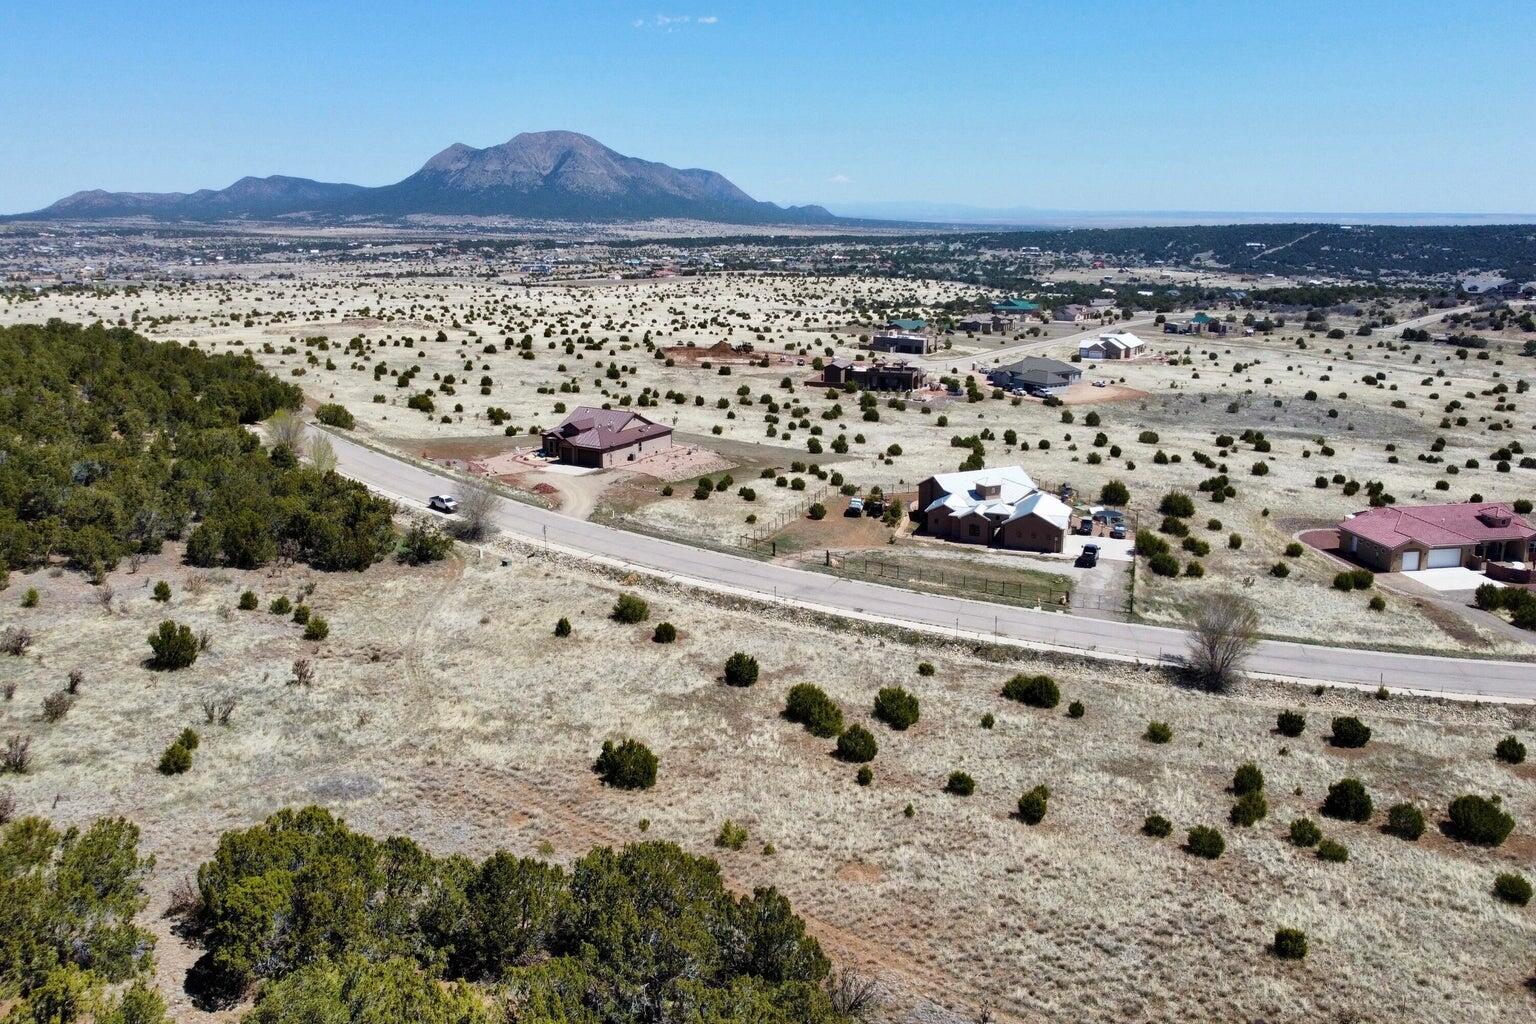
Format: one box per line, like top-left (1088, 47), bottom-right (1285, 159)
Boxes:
top-left (3, 0), bottom-right (1533, 215)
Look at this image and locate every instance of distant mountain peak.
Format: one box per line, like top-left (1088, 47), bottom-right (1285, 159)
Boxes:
top-left (11, 131), bottom-right (836, 225)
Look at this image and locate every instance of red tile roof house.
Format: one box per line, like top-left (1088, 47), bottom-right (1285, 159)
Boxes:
top-left (541, 407), bottom-right (672, 468)
top-left (1337, 502), bottom-right (1536, 573)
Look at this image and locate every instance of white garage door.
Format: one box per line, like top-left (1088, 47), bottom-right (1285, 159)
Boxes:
top-left (1427, 547), bottom-right (1462, 569)
top-left (1400, 550), bottom-right (1421, 571)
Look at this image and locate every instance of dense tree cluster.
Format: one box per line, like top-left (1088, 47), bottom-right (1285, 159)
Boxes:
top-left (0, 815), bottom-right (165, 1022)
top-left (0, 321), bottom-right (396, 575)
top-left (192, 806), bottom-right (846, 1022)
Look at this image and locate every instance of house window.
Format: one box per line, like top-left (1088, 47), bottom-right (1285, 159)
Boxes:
top-left (968, 524), bottom-right (980, 537)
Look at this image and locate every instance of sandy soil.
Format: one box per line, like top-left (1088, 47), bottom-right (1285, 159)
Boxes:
top-left (2, 541), bottom-right (1534, 1023)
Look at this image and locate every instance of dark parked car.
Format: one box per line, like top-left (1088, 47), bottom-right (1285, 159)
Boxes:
top-left (1109, 522), bottom-right (1127, 540)
top-left (1076, 543), bottom-right (1100, 568)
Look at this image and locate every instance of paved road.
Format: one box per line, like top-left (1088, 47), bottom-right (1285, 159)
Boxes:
top-left (319, 431), bottom-right (1535, 700)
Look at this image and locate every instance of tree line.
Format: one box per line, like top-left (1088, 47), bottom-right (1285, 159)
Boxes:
top-left (0, 320), bottom-right (396, 577)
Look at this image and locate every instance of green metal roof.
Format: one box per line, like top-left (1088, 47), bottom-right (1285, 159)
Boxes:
top-left (888, 318), bottom-right (926, 331)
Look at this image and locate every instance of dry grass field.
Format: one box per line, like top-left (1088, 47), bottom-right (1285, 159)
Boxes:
top-left (2, 536), bottom-right (1533, 1023)
top-left (4, 269), bottom-right (1531, 654)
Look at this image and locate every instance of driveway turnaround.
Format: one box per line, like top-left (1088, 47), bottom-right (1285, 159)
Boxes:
top-left (319, 429), bottom-right (1536, 701)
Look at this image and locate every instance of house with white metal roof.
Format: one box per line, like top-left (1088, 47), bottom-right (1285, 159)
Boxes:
top-left (916, 467), bottom-right (1072, 552)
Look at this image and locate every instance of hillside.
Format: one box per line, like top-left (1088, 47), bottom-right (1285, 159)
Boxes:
top-left (10, 132), bottom-right (837, 226)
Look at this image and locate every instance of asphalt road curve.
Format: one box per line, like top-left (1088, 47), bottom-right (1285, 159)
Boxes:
top-left (319, 429), bottom-right (1536, 701)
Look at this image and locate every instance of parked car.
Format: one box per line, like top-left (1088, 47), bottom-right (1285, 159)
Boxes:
top-left (1076, 543), bottom-right (1100, 568)
top-left (865, 498), bottom-right (885, 517)
top-left (1109, 522), bottom-right (1127, 540)
top-left (428, 494), bottom-right (459, 514)
top-left (845, 497), bottom-right (864, 516)
top-left (1091, 379), bottom-right (1108, 388)
top-left (1078, 517), bottom-right (1094, 535)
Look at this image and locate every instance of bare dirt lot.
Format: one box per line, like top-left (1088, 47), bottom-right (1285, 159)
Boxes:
top-left (2, 541), bottom-right (1534, 1023)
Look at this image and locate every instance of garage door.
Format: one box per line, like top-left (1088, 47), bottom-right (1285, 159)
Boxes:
top-left (1427, 547), bottom-right (1462, 569)
top-left (1401, 550), bottom-right (1421, 571)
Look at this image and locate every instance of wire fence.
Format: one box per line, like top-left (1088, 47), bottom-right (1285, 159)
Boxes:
top-left (741, 484), bottom-right (831, 548)
top-left (832, 553), bottom-right (1125, 612)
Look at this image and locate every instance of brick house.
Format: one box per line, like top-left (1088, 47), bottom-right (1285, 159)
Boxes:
top-left (1337, 502), bottom-right (1536, 572)
top-left (541, 407), bottom-right (673, 468)
top-left (917, 466), bottom-right (1071, 553)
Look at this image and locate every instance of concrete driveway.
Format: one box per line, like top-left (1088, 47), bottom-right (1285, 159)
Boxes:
top-left (1401, 567), bottom-right (1501, 593)
top-left (1061, 534), bottom-right (1134, 562)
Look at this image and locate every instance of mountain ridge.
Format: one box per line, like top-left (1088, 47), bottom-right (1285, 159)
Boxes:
top-left (9, 132), bottom-right (836, 225)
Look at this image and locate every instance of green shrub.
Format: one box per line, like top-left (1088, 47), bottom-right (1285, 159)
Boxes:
top-left (1232, 762), bottom-right (1264, 795)
top-left (157, 741), bottom-right (193, 775)
top-left (21, 588), bottom-right (39, 608)
top-left (1144, 721), bottom-right (1173, 744)
top-left (1158, 491), bottom-right (1195, 517)
top-left (1386, 802), bottom-right (1425, 840)
top-left (1017, 785), bottom-right (1050, 825)
top-left (1269, 561), bottom-right (1290, 578)
top-left (1001, 673), bottom-right (1059, 709)
top-left (1230, 791), bottom-right (1268, 827)
top-left (177, 727), bottom-right (200, 752)
top-left (1329, 716), bottom-right (1372, 748)
top-left (592, 738), bottom-right (658, 790)
top-left (715, 820), bottom-right (748, 850)
top-left (554, 617), bottom-right (571, 637)
top-left (147, 620), bottom-right (198, 670)
top-left (873, 686), bottom-right (920, 730)
top-left (1273, 928), bottom-right (1307, 960)
top-left (397, 522), bottom-right (453, 565)
top-left (723, 652), bottom-right (759, 687)
top-left (1446, 794), bottom-right (1514, 847)
top-left (1142, 814), bottom-right (1172, 838)
top-left (1185, 826), bottom-right (1224, 859)
top-left (315, 403), bottom-right (356, 429)
top-left (836, 725), bottom-right (878, 763)
top-left (945, 771), bottom-right (976, 796)
top-left (611, 593), bottom-right (650, 623)
top-left (303, 616), bottom-right (329, 641)
top-left (1321, 778), bottom-right (1372, 822)
top-left (291, 603), bottom-right (311, 624)
top-left (1276, 710), bottom-right (1305, 737)
top-left (651, 622), bottom-right (676, 644)
top-left (1493, 872), bottom-right (1532, 906)
top-left (269, 595), bottom-right (292, 614)
top-left (1148, 553), bottom-right (1180, 577)
top-left (1288, 817), bottom-right (1322, 847)
top-left (980, 713), bottom-right (995, 729)
top-left (917, 661), bottom-right (935, 676)
top-left (238, 590), bottom-right (259, 611)
top-left (1067, 700), bottom-right (1085, 719)
top-left (856, 766), bottom-right (873, 786)
top-left (1099, 480), bottom-right (1130, 505)
top-left (1316, 838), bottom-right (1349, 863)
top-left (784, 684), bottom-right (844, 738)
top-left (1495, 735), bottom-right (1526, 764)
top-left (152, 581), bottom-right (171, 602)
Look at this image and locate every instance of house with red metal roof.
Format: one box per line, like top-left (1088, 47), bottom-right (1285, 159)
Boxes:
top-left (541, 407), bottom-right (672, 468)
top-left (1337, 501), bottom-right (1536, 573)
